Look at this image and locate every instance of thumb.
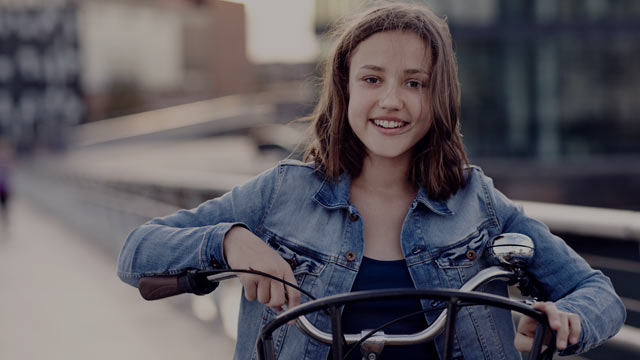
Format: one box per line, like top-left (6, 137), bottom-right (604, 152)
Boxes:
top-left (282, 269), bottom-right (301, 309)
top-left (514, 332), bottom-right (534, 352)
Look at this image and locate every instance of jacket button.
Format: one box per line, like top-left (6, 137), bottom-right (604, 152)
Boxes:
top-left (210, 259), bottom-right (222, 268)
top-left (345, 251), bottom-right (356, 262)
top-left (465, 249), bottom-right (477, 261)
top-left (287, 258), bottom-right (298, 270)
top-left (348, 212), bottom-right (358, 221)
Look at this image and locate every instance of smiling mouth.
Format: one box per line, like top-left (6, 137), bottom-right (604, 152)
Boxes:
top-left (371, 119), bottom-right (407, 129)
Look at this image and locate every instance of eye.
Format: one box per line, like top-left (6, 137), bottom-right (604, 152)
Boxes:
top-left (362, 76), bottom-right (380, 85)
top-left (406, 79), bottom-right (424, 89)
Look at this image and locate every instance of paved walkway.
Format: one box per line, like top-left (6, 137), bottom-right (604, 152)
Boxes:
top-left (0, 197), bottom-right (235, 360)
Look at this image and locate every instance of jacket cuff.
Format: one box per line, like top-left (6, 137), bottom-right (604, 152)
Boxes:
top-left (554, 301), bottom-right (587, 355)
top-left (203, 222), bottom-right (250, 270)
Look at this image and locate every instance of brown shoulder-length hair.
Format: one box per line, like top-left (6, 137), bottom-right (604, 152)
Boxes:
top-left (303, 2), bottom-right (469, 201)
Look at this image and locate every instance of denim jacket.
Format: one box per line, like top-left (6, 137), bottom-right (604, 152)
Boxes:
top-left (117, 160), bottom-right (625, 360)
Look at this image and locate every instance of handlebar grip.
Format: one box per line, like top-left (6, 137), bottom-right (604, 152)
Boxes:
top-left (138, 276), bottom-right (184, 301)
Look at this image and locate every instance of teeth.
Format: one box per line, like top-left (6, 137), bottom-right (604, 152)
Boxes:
top-left (373, 119), bottom-right (404, 129)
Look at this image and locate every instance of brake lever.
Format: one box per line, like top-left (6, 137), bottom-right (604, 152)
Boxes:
top-left (206, 272), bottom-right (238, 282)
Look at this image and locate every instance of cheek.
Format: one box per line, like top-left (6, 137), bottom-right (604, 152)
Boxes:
top-left (416, 98), bottom-right (432, 130)
top-left (347, 90), bottom-right (369, 118)
top-left (347, 99), bottom-right (354, 127)
top-left (418, 117), bottom-right (433, 139)
top-left (347, 93), bottom-right (363, 125)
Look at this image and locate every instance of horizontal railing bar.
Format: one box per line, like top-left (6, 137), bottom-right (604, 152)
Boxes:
top-left (517, 200), bottom-right (640, 241)
top-left (582, 254), bottom-right (640, 274)
top-left (607, 324), bottom-right (640, 354)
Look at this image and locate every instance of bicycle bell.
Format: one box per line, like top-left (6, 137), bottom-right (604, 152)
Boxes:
top-left (489, 233), bottom-right (535, 267)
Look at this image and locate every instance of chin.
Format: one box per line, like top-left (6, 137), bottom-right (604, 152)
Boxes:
top-left (366, 147), bottom-right (413, 162)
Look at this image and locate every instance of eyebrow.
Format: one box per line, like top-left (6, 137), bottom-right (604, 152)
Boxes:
top-left (359, 65), bottom-right (428, 75)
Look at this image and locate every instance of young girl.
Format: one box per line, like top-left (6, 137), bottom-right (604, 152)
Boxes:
top-left (117, 3), bottom-right (625, 359)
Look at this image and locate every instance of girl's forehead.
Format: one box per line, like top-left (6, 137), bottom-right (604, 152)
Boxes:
top-left (349, 31), bottom-right (431, 71)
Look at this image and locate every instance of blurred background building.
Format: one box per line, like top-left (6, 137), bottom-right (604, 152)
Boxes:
top-left (317, 0), bottom-right (640, 158)
top-left (315, 0), bottom-right (640, 210)
top-left (0, 0), bottom-right (84, 151)
top-left (1, 0), bottom-right (638, 207)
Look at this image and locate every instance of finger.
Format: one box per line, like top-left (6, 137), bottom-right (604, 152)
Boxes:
top-left (516, 315), bottom-right (538, 335)
top-left (242, 276), bottom-right (258, 302)
top-left (533, 301), bottom-right (567, 349)
top-left (555, 314), bottom-right (570, 350)
top-left (568, 314), bottom-right (582, 344)
top-left (514, 332), bottom-right (534, 352)
top-left (534, 302), bottom-right (561, 330)
top-left (257, 278), bottom-right (271, 304)
top-left (267, 280), bottom-right (286, 310)
top-left (283, 270), bottom-right (301, 309)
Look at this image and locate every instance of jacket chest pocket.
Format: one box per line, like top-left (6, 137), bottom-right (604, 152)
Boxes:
top-left (434, 228), bottom-right (490, 288)
top-left (266, 236), bottom-right (327, 292)
top-left (251, 237), bottom-right (328, 360)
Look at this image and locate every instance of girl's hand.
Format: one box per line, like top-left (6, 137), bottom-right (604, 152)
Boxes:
top-left (515, 301), bottom-right (581, 352)
top-left (223, 226), bottom-right (301, 312)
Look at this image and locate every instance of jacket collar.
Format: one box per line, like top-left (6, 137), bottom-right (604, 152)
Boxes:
top-left (415, 186), bottom-right (453, 216)
top-left (313, 173), bottom-right (352, 210)
top-left (313, 174), bottom-right (453, 216)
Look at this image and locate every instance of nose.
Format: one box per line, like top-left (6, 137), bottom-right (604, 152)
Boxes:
top-left (378, 84), bottom-right (403, 110)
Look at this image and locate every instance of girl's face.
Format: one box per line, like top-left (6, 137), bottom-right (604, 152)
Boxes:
top-left (347, 30), bottom-right (432, 165)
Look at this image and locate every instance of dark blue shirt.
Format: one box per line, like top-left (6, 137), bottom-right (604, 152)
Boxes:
top-left (340, 256), bottom-right (439, 360)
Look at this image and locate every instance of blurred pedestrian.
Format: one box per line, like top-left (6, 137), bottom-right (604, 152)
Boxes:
top-left (0, 136), bottom-right (13, 222)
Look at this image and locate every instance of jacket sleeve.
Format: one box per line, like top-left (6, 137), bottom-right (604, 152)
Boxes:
top-left (480, 170), bottom-right (626, 355)
top-left (116, 164), bottom-right (283, 287)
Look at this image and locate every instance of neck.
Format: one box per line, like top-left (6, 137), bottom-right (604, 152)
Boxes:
top-left (352, 154), bottom-right (416, 196)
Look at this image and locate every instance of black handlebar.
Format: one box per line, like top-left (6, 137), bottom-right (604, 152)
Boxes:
top-left (138, 275), bottom-right (184, 300)
top-left (138, 270), bottom-right (219, 300)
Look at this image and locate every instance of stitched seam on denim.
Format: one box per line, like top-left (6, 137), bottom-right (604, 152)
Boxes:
top-left (450, 332), bottom-right (466, 360)
top-left (483, 306), bottom-right (507, 359)
top-left (255, 163), bottom-right (286, 234)
top-left (117, 268), bottom-right (184, 279)
top-left (434, 227), bottom-right (480, 255)
top-left (303, 338), bottom-right (327, 360)
top-left (406, 256), bottom-right (434, 266)
top-left (250, 315), bottom-right (262, 360)
top-left (312, 202), bottom-right (350, 210)
top-left (415, 209), bottom-right (435, 260)
top-left (262, 229), bottom-right (333, 267)
top-left (311, 180), bottom-right (351, 210)
top-left (272, 315), bottom-right (289, 359)
top-left (117, 272), bottom-right (144, 279)
top-left (253, 307), bottom-right (278, 360)
top-left (199, 227), bottom-right (212, 269)
top-left (465, 305), bottom-right (495, 360)
top-left (330, 214), bottom-right (361, 271)
top-left (301, 333), bottom-right (311, 360)
top-left (433, 227), bottom-right (490, 268)
top-left (478, 170), bottom-right (500, 230)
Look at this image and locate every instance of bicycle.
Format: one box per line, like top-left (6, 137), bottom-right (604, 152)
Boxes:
top-left (137, 233), bottom-right (556, 360)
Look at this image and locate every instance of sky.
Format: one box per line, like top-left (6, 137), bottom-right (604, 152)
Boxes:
top-left (227, 0), bottom-right (320, 64)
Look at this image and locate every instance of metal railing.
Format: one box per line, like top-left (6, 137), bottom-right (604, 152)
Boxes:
top-left (517, 200), bottom-right (640, 241)
top-left (516, 200), bottom-right (640, 354)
